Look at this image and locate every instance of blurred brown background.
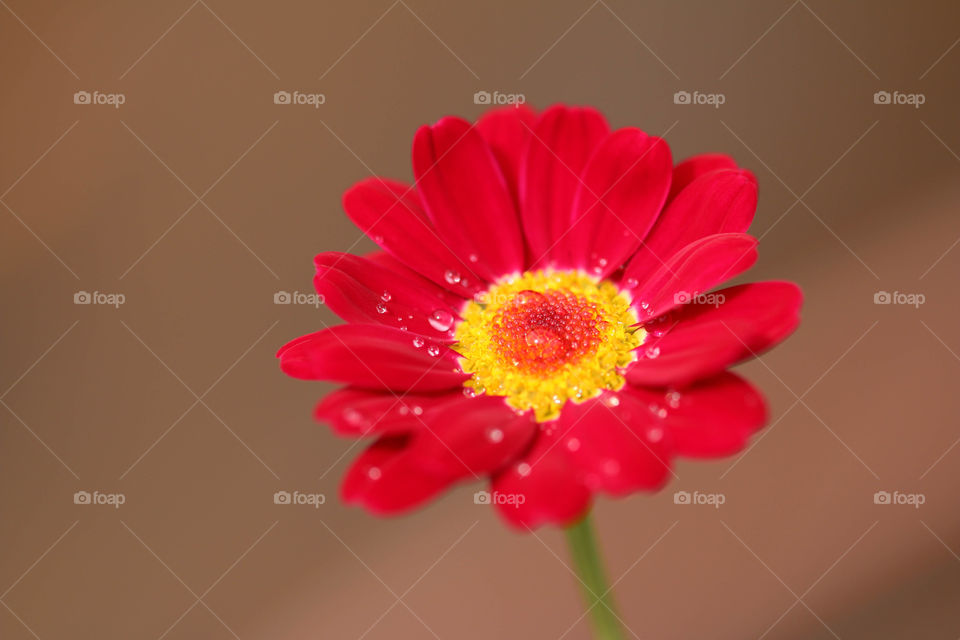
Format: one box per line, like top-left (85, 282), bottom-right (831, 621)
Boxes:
top-left (2, 1), bottom-right (960, 638)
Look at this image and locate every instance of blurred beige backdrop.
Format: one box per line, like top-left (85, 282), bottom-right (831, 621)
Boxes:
top-left (2, 1), bottom-right (960, 638)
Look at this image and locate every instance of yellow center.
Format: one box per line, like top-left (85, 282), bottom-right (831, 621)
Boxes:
top-left (453, 270), bottom-right (644, 421)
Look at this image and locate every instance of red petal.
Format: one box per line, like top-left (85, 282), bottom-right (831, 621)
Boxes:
top-left (625, 169), bottom-right (757, 282)
top-left (409, 395), bottom-right (537, 478)
top-left (627, 282), bottom-right (802, 387)
top-left (341, 435), bottom-right (454, 514)
top-left (476, 104), bottom-right (537, 206)
top-left (555, 128), bottom-right (673, 276)
top-left (553, 393), bottom-right (672, 496)
top-left (277, 325), bottom-right (467, 392)
top-left (520, 105), bottom-right (609, 266)
top-left (413, 117), bottom-right (524, 280)
top-left (626, 233), bottom-right (758, 320)
top-left (343, 178), bottom-right (483, 297)
top-left (667, 153), bottom-right (738, 203)
top-left (313, 252), bottom-right (462, 341)
top-left (314, 388), bottom-right (463, 436)
top-left (622, 372), bottom-right (767, 458)
top-left (490, 431), bottom-right (591, 530)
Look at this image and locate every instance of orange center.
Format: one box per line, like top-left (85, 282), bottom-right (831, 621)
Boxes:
top-left (490, 290), bottom-right (605, 376)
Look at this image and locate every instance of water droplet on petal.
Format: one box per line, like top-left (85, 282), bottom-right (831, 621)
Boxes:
top-left (645, 345), bottom-right (661, 359)
top-left (444, 270), bottom-right (461, 285)
top-left (468, 253), bottom-right (479, 263)
top-left (367, 467), bottom-right (382, 480)
top-left (488, 428), bottom-right (504, 443)
top-left (412, 336), bottom-right (425, 348)
top-left (648, 426), bottom-right (664, 442)
top-left (517, 462), bottom-right (531, 477)
top-left (428, 309), bottom-right (455, 332)
top-left (380, 291), bottom-right (391, 302)
top-left (375, 303), bottom-right (388, 314)
top-left (567, 437), bottom-right (581, 452)
top-left (426, 345), bottom-right (440, 356)
top-left (624, 277), bottom-right (639, 289)
top-left (666, 391), bottom-right (681, 409)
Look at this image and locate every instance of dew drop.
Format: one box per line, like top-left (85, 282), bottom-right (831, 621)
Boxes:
top-left (517, 462), bottom-right (531, 477)
top-left (468, 253), bottom-right (479, 263)
top-left (375, 303), bottom-right (388, 314)
top-left (428, 309), bottom-right (455, 332)
top-left (645, 345), bottom-right (661, 359)
top-left (426, 345), bottom-right (440, 356)
top-left (648, 426), bottom-right (664, 443)
top-left (444, 270), bottom-right (461, 285)
top-left (412, 336), bottom-right (425, 348)
top-left (488, 428), bottom-right (504, 443)
top-left (367, 467), bottom-right (382, 480)
top-left (567, 437), bottom-right (581, 452)
top-left (380, 291), bottom-right (392, 302)
top-left (624, 277), bottom-right (639, 289)
top-left (666, 391), bottom-right (681, 409)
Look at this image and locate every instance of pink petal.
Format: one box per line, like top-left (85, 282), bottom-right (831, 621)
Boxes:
top-left (627, 282), bottom-right (803, 387)
top-left (413, 116), bottom-right (524, 280)
top-left (277, 325), bottom-right (467, 392)
top-left (553, 393), bottom-right (672, 496)
top-left (408, 395), bottom-right (537, 478)
top-left (343, 178), bottom-right (483, 297)
top-left (490, 433), bottom-right (592, 530)
top-left (667, 153), bottom-right (738, 203)
top-left (520, 105), bottom-right (609, 266)
top-left (476, 104), bottom-right (537, 206)
top-left (625, 169), bottom-right (757, 282)
top-left (314, 388), bottom-right (463, 437)
top-left (555, 128), bottom-right (673, 276)
top-left (626, 233), bottom-right (758, 320)
top-left (622, 372), bottom-right (767, 458)
top-left (341, 435), bottom-right (454, 514)
top-left (313, 252), bottom-right (462, 341)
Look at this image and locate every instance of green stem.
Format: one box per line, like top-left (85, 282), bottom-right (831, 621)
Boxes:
top-left (565, 513), bottom-right (625, 640)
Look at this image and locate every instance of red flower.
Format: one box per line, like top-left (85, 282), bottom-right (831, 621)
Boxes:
top-left (278, 104), bottom-right (801, 530)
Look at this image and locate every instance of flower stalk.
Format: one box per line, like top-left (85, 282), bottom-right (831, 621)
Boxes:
top-left (565, 513), bottom-right (625, 640)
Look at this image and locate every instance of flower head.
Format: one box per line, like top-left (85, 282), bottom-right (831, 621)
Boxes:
top-left (278, 104), bottom-right (802, 529)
